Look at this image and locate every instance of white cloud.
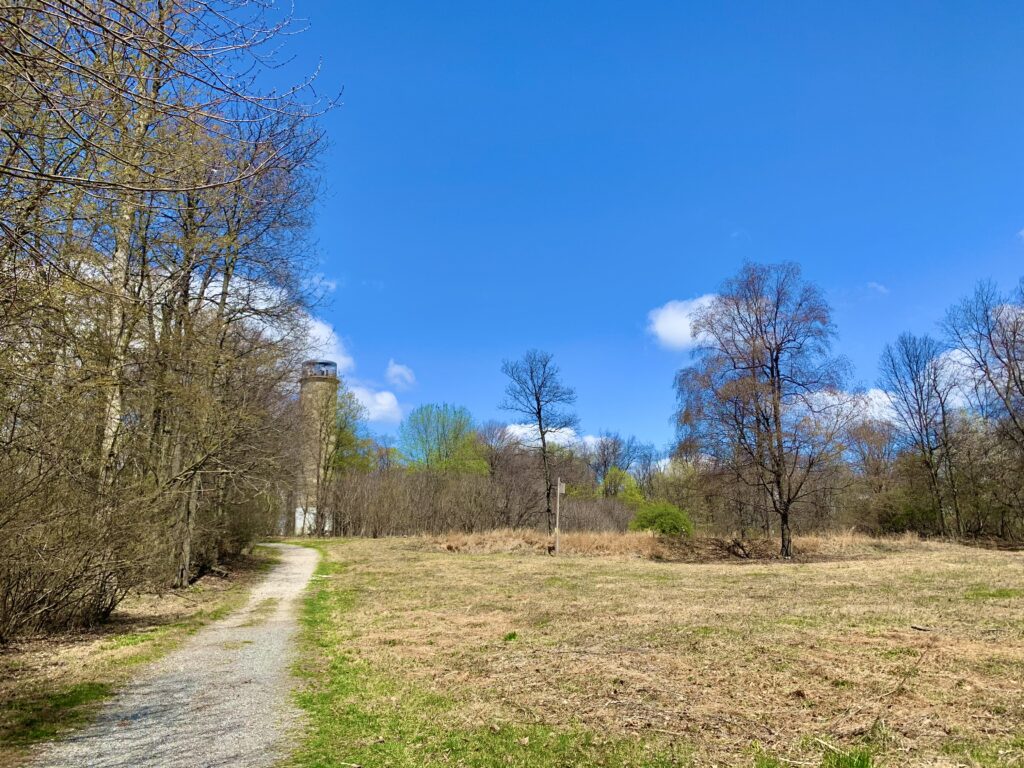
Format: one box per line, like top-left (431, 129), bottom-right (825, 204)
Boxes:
top-left (351, 385), bottom-right (402, 424)
top-left (504, 423), bottom-right (579, 447)
top-left (385, 359), bottom-right (416, 390)
top-left (305, 317), bottom-right (355, 373)
top-left (867, 282), bottom-right (889, 295)
top-left (647, 294), bottom-right (717, 350)
top-left (307, 272), bottom-right (339, 294)
top-left (303, 316), bottom-right (407, 424)
top-left (862, 387), bottom-right (897, 422)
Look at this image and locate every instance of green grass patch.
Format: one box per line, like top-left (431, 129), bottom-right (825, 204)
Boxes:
top-left (101, 628), bottom-right (161, 649)
top-left (821, 748), bottom-right (873, 768)
top-left (1, 682), bottom-right (112, 746)
top-left (941, 734), bottom-right (1024, 766)
top-left (291, 554), bottom-right (686, 767)
top-left (753, 744), bottom-right (874, 768)
top-left (965, 586), bottom-right (1024, 601)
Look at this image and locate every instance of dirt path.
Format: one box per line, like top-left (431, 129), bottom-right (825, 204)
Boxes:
top-left (29, 543), bottom-right (318, 768)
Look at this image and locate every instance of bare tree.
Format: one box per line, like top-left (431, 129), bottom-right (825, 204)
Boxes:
top-left (0, 0), bottom-right (328, 635)
top-left (847, 418), bottom-right (898, 496)
top-left (586, 431), bottom-right (639, 490)
top-left (630, 443), bottom-right (661, 499)
top-left (878, 333), bottom-right (961, 535)
top-left (501, 350), bottom-right (578, 532)
top-left (675, 262), bottom-right (857, 557)
top-left (945, 280), bottom-right (1024, 451)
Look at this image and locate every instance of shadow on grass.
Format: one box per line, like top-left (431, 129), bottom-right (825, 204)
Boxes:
top-left (2, 682), bottom-right (112, 747)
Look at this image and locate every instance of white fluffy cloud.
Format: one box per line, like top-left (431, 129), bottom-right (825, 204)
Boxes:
top-left (304, 316), bottom-right (405, 424)
top-left (862, 387), bottom-right (897, 422)
top-left (385, 359), bottom-right (416, 390)
top-left (504, 423), bottom-right (580, 447)
top-left (305, 317), bottom-right (355, 373)
top-left (647, 294), bottom-right (717, 350)
top-left (350, 386), bottom-right (402, 424)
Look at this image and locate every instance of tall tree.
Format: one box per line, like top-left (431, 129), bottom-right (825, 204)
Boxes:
top-left (945, 280), bottom-right (1024, 452)
top-left (501, 350), bottom-right (579, 532)
top-left (878, 333), bottom-right (961, 535)
top-left (0, 0), bottom-right (329, 633)
top-left (675, 262), bottom-right (856, 557)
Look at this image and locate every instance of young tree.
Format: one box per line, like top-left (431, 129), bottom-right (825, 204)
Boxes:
top-left (501, 350), bottom-right (579, 532)
top-left (398, 404), bottom-right (485, 473)
top-left (675, 262), bottom-right (857, 557)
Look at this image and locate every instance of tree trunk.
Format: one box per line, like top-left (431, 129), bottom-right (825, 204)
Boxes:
top-left (538, 427), bottom-right (553, 534)
top-left (173, 472), bottom-right (200, 588)
top-left (779, 509), bottom-right (793, 558)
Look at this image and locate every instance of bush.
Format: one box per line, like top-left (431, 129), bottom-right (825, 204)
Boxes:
top-left (628, 501), bottom-right (694, 537)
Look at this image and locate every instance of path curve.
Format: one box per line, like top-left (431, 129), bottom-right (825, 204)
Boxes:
top-left (31, 543), bottom-right (319, 768)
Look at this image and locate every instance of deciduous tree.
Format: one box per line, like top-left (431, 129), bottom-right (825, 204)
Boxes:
top-left (501, 350), bottom-right (579, 532)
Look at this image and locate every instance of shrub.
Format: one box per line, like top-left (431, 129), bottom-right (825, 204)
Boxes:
top-left (628, 501), bottom-right (694, 537)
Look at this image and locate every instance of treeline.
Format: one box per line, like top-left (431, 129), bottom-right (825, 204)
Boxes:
top-left (675, 263), bottom-right (1024, 555)
top-left (319, 267), bottom-right (1024, 558)
top-left (0, 2), bottom-right (325, 640)
top-left (314, 355), bottom-right (694, 539)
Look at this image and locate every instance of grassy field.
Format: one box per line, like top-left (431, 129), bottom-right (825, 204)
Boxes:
top-left (291, 534), bottom-right (1024, 768)
top-left (0, 547), bottom-right (277, 767)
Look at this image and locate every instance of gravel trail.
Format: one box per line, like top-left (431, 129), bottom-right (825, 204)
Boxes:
top-left (30, 543), bottom-right (319, 768)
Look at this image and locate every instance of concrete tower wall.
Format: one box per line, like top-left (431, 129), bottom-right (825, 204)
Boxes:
top-left (296, 360), bottom-right (339, 535)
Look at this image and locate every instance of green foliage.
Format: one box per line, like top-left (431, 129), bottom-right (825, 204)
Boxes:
top-left (502, 631), bottom-right (518, 642)
top-left (1, 682), bottom-right (111, 746)
top-left (331, 384), bottom-right (376, 473)
top-left (941, 735), bottom-right (1024, 767)
top-left (398, 403), bottom-right (489, 474)
top-left (752, 745), bottom-right (874, 768)
top-left (601, 467), bottom-right (646, 505)
top-left (628, 500), bottom-right (694, 537)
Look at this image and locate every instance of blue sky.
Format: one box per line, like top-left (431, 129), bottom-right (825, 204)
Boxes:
top-left (284, 1), bottom-right (1024, 448)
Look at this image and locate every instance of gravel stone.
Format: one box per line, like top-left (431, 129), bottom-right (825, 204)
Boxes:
top-left (29, 543), bottom-right (319, 768)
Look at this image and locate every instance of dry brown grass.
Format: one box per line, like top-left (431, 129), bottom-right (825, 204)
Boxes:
top-left (425, 528), bottom-right (937, 562)
top-left (319, 535), bottom-right (1024, 767)
top-left (428, 528), bottom-right (667, 558)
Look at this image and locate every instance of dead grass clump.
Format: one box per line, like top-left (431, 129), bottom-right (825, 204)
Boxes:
top-left (425, 529), bottom-right (923, 563)
top-left (427, 528), bottom-right (667, 558)
top-left (793, 530), bottom-right (933, 557)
